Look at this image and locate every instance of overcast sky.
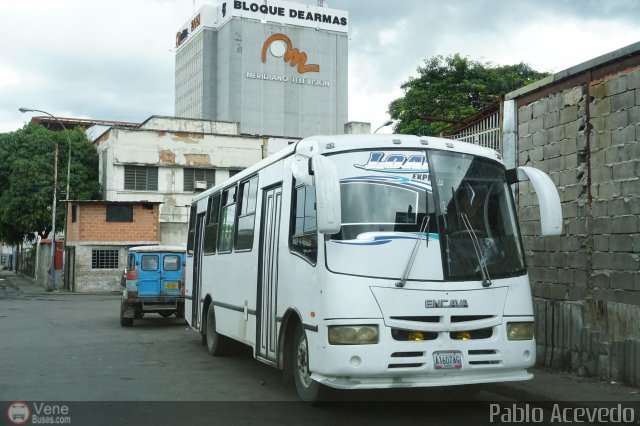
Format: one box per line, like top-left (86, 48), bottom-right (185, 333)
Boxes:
top-left (1, 0), bottom-right (639, 134)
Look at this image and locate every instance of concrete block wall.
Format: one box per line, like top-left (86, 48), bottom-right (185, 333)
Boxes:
top-left (73, 245), bottom-right (127, 292)
top-left (516, 66), bottom-right (640, 386)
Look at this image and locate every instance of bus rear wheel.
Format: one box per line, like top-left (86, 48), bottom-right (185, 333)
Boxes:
top-left (292, 322), bottom-right (327, 403)
top-left (205, 303), bottom-right (229, 356)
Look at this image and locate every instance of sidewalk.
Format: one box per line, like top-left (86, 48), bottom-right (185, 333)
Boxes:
top-left (0, 269), bottom-right (118, 296)
top-left (0, 268), bottom-right (46, 295)
top-left (1, 268), bottom-right (638, 404)
top-left (486, 367), bottom-right (639, 403)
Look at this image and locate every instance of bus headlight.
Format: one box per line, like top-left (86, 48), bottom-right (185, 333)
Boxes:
top-left (328, 325), bottom-right (379, 345)
top-left (506, 322), bottom-right (534, 340)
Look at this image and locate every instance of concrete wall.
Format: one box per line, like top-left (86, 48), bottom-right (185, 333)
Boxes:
top-left (512, 54), bottom-right (640, 385)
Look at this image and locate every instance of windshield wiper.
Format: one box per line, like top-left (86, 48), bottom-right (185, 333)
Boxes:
top-left (459, 213), bottom-right (492, 287)
top-left (396, 216), bottom-right (430, 288)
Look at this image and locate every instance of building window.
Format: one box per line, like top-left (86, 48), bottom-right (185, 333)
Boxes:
top-left (91, 249), bottom-right (119, 269)
top-left (71, 204), bottom-right (77, 223)
top-left (235, 176), bottom-right (258, 251)
top-left (184, 168), bottom-right (215, 192)
top-left (229, 169), bottom-right (242, 178)
top-left (106, 204), bottom-right (133, 222)
top-left (290, 184), bottom-right (317, 263)
top-left (124, 166), bottom-right (158, 191)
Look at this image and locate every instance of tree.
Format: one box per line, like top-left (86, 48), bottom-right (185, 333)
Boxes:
top-left (0, 125), bottom-right (101, 244)
top-left (388, 54), bottom-right (549, 135)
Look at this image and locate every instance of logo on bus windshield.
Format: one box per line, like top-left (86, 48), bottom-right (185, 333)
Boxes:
top-left (354, 152), bottom-right (429, 175)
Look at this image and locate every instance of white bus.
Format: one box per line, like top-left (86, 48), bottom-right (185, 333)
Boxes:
top-left (185, 134), bottom-right (562, 402)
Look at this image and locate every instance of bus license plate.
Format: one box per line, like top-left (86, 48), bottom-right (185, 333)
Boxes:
top-left (164, 282), bottom-right (179, 289)
top-left (433, 351), bottom-right (463, 369)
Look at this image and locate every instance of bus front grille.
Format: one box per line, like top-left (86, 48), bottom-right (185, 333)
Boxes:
top-left (388, 351), bottom-right (426, 369)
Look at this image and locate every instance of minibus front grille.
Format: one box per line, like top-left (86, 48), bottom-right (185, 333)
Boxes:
top-left (391, 351), bottom-right (424, 358)
top-left (468, 349), bottom-right (497, 355)
top-left (469, 360), bottom-right (501, 365)
top-left (449, 327), bottom-right (493, 340)
top-left (388, 363), bottom-right (424, 369)
top-left (388, 351), bottom-right (427, 369)
top-left (466, 349), bottom-right (502, 367)
top-left (451, 315), bottom-right (494, 323)
top-left (390, 316), bottom-right (440, 323)
top-left (391, 328), bottom-right (438, 341)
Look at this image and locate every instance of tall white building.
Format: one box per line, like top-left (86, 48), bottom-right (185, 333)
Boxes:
top-left (175, 0), bottom-right (349, 138)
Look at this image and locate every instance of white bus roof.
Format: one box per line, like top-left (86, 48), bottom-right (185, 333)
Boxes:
top-left (192, 134), bottom-right (503, 203)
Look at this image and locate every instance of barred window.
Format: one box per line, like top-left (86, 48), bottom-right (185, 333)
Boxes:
top-left (91, 249), bottom-right (119, 269)
top-left (184, 168), bottom-right (215, 192)
top-left (124, 166), bottom-right (158, 191)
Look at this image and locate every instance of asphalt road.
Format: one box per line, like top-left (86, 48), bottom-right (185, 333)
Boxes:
top-left (0, 277), bottom-right (598, 426)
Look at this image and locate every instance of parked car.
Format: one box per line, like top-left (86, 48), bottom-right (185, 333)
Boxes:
top-left (120, 245), bottom-right (186, 327)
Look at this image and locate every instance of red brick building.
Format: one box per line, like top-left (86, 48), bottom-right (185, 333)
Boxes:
top-left (65, 201), bottom-right (162, 292)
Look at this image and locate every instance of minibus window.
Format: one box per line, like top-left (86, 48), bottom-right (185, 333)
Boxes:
top-left (141, 255), bottom-right (159, 271)
top-left (163, 255), bottom-right (181, 271)
top-left (290, 183), bottom-right (317, 263)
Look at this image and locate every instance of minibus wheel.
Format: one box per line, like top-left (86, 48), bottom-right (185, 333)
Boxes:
top-left (120, 301), bottom-right (133, 327)
top-left (292, 323), bottom-right (327, 403)
top-left (206, 304), bottom-right (229, 356)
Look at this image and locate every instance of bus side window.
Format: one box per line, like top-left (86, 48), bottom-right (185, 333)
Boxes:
top-left (204, 193), bottom-right (221, 254)
top-left (235, 176), bottom-right (258, 251)
top-left (218, 185), bottom-right (237, 253)
top-left (290, 183), bottom-right (318, 263)
top-left (186, 204), bottom-right (197, 255)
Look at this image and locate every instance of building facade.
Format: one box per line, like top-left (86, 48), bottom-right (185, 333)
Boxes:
top-left (65, 201), bottom-right (161, 292)
top-left (175, 0), bottom-right (349, 138)
top-left (91, 115), bottom-right (295, 245)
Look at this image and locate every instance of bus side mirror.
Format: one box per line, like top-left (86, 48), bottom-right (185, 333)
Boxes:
top-left (311, 155), bottom-right (342, 235)
top-left (511, 166), bottom-right (563, 236)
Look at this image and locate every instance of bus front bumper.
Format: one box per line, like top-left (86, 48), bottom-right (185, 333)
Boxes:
top-left (312, 368), bottom-right (533, 390)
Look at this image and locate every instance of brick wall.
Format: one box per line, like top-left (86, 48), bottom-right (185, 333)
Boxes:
top-left (515, 66), bottom-right (640, 386)
top-left (67, 203), bottom-right (159, 243)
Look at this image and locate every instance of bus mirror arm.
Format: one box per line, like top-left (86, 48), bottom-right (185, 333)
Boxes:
top-left (514, 166), bottom-right (563, 236)
top-left (291, 154), bottom-right (314, 186)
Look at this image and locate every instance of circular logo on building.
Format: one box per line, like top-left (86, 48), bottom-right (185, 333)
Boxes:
top-left (7, 402), bottom-right (30, 424)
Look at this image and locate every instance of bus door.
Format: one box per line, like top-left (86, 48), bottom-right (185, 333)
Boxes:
top-left (191, 213), bottom-right (206, 328)
top-left (257, 185), bottom-right (282, 362)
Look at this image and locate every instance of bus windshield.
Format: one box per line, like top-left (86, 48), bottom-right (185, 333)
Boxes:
top-left (430, 151), bottom-right (526, 280)
top-left (329, 149), bottom-right (525, 281)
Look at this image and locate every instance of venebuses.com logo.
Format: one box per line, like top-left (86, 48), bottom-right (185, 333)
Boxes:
top-left (6, 402), bottom-right (71, 424)
top-left (7, 402), bottom-right (30, 424)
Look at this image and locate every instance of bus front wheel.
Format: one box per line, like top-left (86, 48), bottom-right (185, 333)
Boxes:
top-left (292, 322), bottom-right (327, 403)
